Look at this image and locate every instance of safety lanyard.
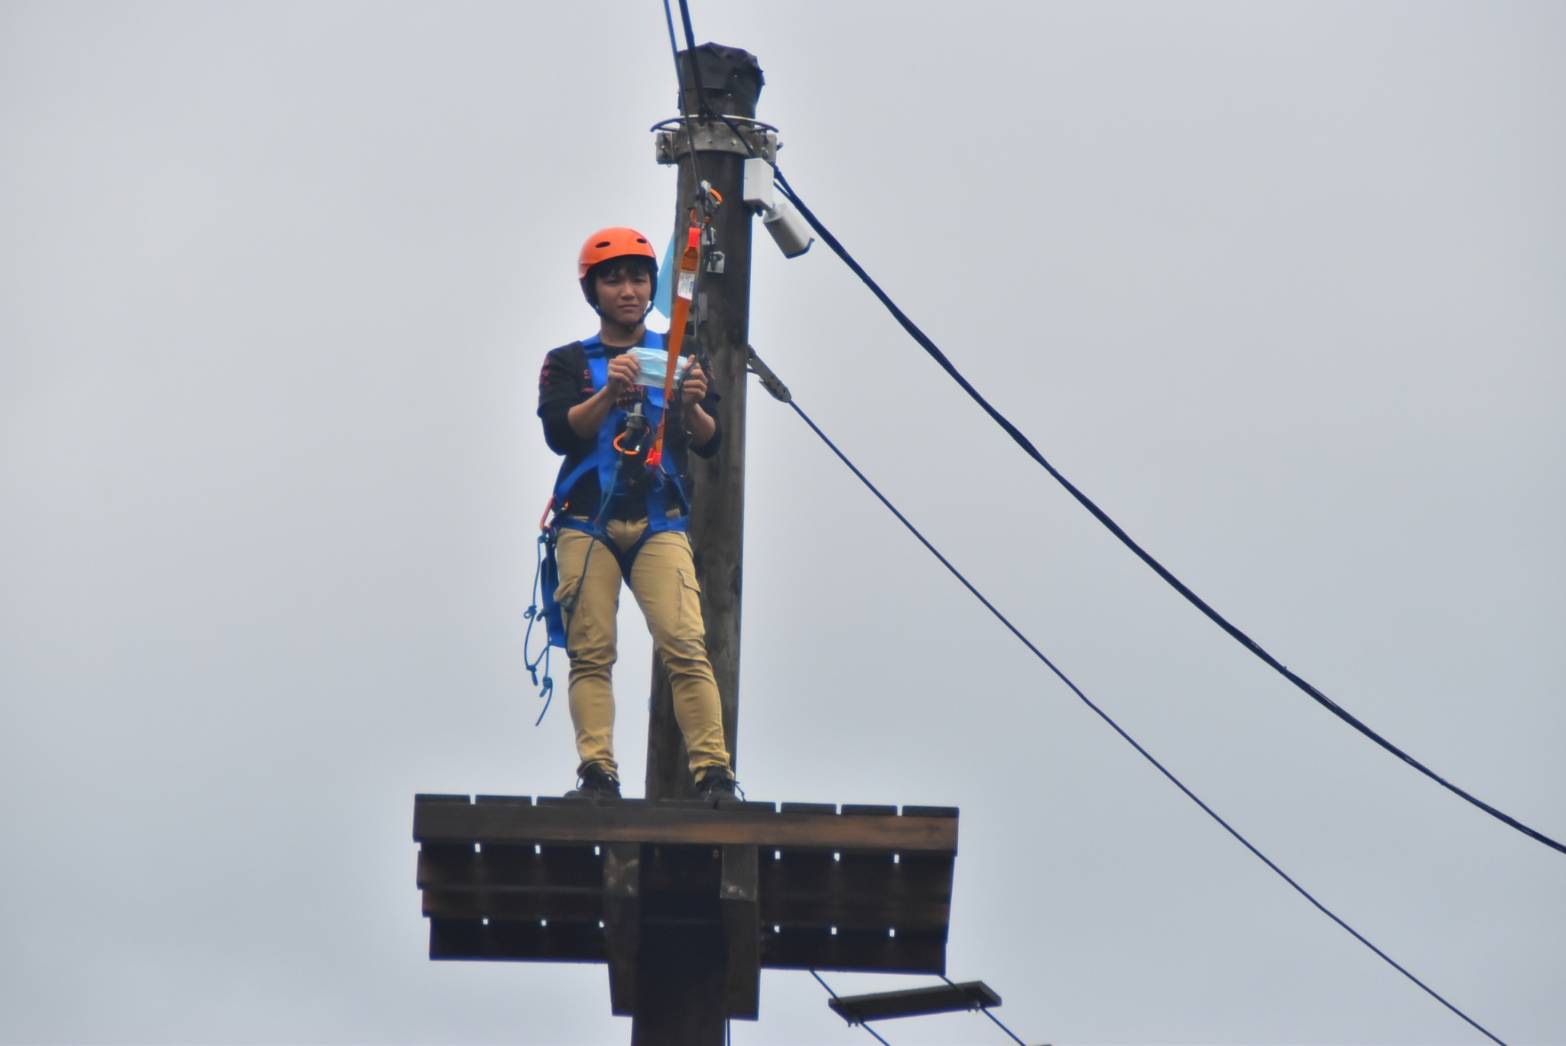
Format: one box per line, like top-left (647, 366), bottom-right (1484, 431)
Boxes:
top-left (646, 184), bottom-right (721, 468)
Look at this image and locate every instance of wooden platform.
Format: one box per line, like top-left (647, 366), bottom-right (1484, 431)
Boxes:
top-left (413, 794), bottom-right (959, 1019)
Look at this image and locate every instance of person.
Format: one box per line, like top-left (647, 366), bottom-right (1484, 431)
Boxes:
top-left (535, 226), bottom-right (737, 804)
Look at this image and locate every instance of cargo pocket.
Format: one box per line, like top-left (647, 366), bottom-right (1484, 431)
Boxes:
top-left (675, 569), bottom-right (705, 644)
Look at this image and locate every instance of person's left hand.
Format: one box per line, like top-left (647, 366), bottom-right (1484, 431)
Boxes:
top-left (681, 361), bottom-right (708, 405)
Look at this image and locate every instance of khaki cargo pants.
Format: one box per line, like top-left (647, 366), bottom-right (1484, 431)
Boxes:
top-left (554, 518), bottom-right (731, 781)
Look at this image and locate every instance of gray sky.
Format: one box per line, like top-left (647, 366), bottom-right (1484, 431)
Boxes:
top-left (2, 2), bottom-right (1563, 1044)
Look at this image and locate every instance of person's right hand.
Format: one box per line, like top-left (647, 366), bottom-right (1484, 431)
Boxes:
top-left (605, 354), bottom-right (641, 397)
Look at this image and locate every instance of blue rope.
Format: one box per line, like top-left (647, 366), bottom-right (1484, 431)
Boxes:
top-left (521, 533), bottom-right (554, 725)
top-left (661, 0), bottom-right (680, 67)
top-left (529, 449), bottom-right (628, 728)
top-left (784, 398), bottom-right (1505, 1046)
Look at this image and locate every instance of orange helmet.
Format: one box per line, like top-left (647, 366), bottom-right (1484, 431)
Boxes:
top-left (578, 227), bottom-right (656, 279)
top-left (578, 226), bottom-right (658, 310)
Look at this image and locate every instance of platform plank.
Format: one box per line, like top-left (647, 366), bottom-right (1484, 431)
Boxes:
top-left (829, 980), bottom-right (1001, 1023)
top-left (428, 917), bottom-right (605, 963)
top-left (414, 795), bottom-right (957, 854)
top-left (762, 925), bottom-right (947, 974)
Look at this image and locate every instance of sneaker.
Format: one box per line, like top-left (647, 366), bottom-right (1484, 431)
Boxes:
top-left (565, 764), bottom-right (621, 801)
top-left (694, 766), bottom-right (738, 805)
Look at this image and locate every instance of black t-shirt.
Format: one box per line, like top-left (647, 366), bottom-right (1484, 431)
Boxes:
top-left (536, 339), bottom-right (721, 515)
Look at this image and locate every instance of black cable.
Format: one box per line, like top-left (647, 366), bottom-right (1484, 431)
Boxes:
top-left (661, 1), bottom-right (1522, 1034)
top-left (778, 392), bottom-right (1505, 1046)
top-left (675, 0), bottom-right (708, 109)
top-left (669, 0), bottom-right (768, 167)
top-left (658, 0), bottom-right (723, 365)
top-left (660, 3), bottom-right (1523, 1033)
top-left (660, 0), bottom-right (705, 192)
top-left (939, 975), bottom-right (1028, 1045)
top-left (769, 167), bottom-right (1563, 859)
top-left (811, 970), bottom-right (894, 1046)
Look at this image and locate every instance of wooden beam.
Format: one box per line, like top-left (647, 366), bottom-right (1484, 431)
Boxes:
top-left (630, 920), bottom-right (727, 1044)
top-left (602, 843), bottom-right (640, 1016)
top-left (413, 795), bottom-right (958, 854)
top-left (828, 980), bottom-right (1002, 1024)
top-left (762, 926), bottom-right (946, 974)
top-left (759, 852), bottom-right (954, 931)
top-left (720, 845), bottom-right (759, 1018)
top-left (428, 917), bottom-right (604, 963)
top-left (417, 841), bottom-right (601, 892)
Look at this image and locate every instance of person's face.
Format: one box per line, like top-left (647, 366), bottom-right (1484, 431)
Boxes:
top-left (594, 262), bottom-right (652, 325)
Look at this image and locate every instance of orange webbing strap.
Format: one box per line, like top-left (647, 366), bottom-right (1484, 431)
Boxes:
top-left (645, 222), bottom-right (701, 469)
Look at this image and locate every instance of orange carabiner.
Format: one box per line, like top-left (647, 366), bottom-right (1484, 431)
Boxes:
top-left (613, 429), bottom-right (642, 456)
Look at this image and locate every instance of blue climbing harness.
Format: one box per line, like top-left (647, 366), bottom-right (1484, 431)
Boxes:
top-left (550, 332), bottom-right (691, 570)
top-left (523, 332), bottom-right (692, 722)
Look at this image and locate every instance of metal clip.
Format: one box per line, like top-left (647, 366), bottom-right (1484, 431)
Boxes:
top-left (696, 181), bottom-right (723, 218)
top-left (745, 345), bottom-right (792, 403)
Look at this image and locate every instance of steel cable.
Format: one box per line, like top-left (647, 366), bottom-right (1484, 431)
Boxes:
top-left (769, 168), bottom-right (1563, 859)
top-left (811, 970), bottom-right (895, 1045)
top-left (776, 388), bottom-right (1504, 1045)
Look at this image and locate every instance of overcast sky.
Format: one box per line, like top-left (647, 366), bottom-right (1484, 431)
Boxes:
top-left (2, 2), bottom-right (1563, 1044)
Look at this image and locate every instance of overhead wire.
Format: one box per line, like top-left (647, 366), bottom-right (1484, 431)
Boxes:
top-left (661, 0), bottom-right (1515, 1039)
top-left (671, 0), bottom-right (1550, 859)
top-left (810, 970), bottom-right (895, 1046)
top-left (674, 0), bottom-right (706, 103)
top-left (657, 0), bottom-right (725, 445)
top-left (668, 0), bottom-right (770, 167)
top-left (760, 368), bottom-right (1505, 1046)
top-left (939, 975), bottom-right (1029, 1046)
top-left (767, 168), bottom-right (1563, 859)
top-left (661, 0), bottom-right (705, 189)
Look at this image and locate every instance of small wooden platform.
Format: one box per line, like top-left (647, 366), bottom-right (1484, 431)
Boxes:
top-left (828, 980), bottom-right (1002, 1024)
top-left (413, 794), bottom-right (959, 1020)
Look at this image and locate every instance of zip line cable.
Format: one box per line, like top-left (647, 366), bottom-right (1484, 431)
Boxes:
top-left (659, 0), bottom-right (1556, 856)
top-left (768, 168), bottom-right (1563, 859)
top-left (662, 1), bottom-right (1511, 1037)
top-left (939, 975), bottom-right (1028, 1045)
top-left (763, 374), bottom-right (1505, 1045)
top-left (810, 970), bottom-right (895, 1046)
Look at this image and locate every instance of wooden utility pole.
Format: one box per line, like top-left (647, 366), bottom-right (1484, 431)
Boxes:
top-left (645, 44), bottom-right (764, 803)
top-left (638, 42), bottom-right (764, 1046)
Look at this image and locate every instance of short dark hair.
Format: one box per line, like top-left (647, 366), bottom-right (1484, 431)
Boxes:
top-left (582, 256), bottom-right (658, 308)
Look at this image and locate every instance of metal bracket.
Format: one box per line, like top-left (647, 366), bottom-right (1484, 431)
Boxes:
top-left (705, 250), bottom-right (726, 275)
top-left (745, 345), bottom-right (792, 404)
top-left (654, 116), bottom-right (779, 164)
